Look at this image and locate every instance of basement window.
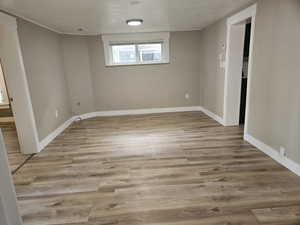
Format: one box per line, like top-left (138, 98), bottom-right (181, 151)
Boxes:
top-left (102, 32), bottom-right (170, 66)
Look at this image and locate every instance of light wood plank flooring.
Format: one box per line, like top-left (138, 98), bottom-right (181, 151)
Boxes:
top-left (10, 112), bottom-right (300, 225)
top-left (0, 122), bottom-right (31, 173)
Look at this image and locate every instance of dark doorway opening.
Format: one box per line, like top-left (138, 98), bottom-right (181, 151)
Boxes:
top-left (239, 22), bottom-right (251, 125)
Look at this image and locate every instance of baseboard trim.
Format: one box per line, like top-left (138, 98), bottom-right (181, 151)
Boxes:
top-left (199, 107), bottom-right (225, 125)
top-left (38, 106), bottom-right (227, 152)
top-left (244, 134), bottom-right (300, 176)
top-left (39, 117), bottom-right (76, 151)
top-left (38, 107), bottom-right (202, 151)
top-left (77, 106), bottom-right (202, 120)
top-left (37, 107), bottom-right (300, 177)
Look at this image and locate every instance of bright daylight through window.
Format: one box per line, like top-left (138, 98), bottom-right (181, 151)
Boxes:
top-left (112, 43), bottom-right (162, 64)
top-left (102, 32), bottom-right (170, 66)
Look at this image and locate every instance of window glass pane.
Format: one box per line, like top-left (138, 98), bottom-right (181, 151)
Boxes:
top-left (112, 45), bottom-right (137, 64)
top-left (138, 43), bottom-right (162, 62)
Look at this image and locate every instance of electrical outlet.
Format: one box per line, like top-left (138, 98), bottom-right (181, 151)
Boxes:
top-left (220, 60), bottom-right (226, 69)
top-left (221, 43), bottom-right (226, 50)
top-left (55, 110), bottom-right (58, 118)
top-left (185, 93), bottom-right (190, 100)
top-left (280, 147), bottom-right (286, 157)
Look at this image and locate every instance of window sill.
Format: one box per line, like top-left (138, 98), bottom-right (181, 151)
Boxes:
top-left (105, 61), bottom-right (170, 67)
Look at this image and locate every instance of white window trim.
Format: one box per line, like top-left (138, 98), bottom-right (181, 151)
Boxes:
top-left (102, 32), bottom-right (170, 66)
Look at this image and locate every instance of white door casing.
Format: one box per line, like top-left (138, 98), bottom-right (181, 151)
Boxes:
top-left (223, 4), bottom-right (257, 134)
top-left (0, 12), bottom-right (40, 154)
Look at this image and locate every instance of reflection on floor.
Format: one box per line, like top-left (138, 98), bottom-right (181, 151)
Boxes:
top-left (0, 122), bottom-right (31, 173)
top-left (11, 112), bottom-right (300, 225)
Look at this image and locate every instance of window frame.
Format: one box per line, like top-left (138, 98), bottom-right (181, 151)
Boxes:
top-left (111, 42), bottom-right (163, 65)
top-left (102, 32), bottom-right (170, 66)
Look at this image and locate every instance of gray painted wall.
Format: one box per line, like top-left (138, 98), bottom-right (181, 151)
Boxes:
top-left (0, 196), bottom-right (8, 225)
top-left (61, 31), bottom-right (202, 113)
top-left (61, 35), bottom-right (95, 115)
top-left (17, 22), bottom-right (202, 141)
top-left (17, 19), bottom-right (202, 142)
top-left (199, 20), bottom-right (227, 117)
top-left (17, 19), bottom-right (72, 141)
top-left (0, 131), bottom-right (23, 225)
top-left (14, 0), bottom-right (300, 166)
top-left (88, 31), bottom-right (201, 111)
top-left (199, 0), bottom-right (300, 164)
top-left (248, 0), bottom-right (300, 163)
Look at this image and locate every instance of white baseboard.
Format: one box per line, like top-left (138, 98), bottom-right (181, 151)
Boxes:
top-left (199, 107), bottom-right (225, 125)
top-left (77, 106), bottom-right (202, 120)
top-left (37, 107), bottom-right (300, 177)
top-left (39, 117), bottom-right (76, 151)
top-left (38, 106), bottom-right (202, 151)
top-left (244, 134), bottom-right (300, 176)
top-left (38, 106), bottom-right (226, 152)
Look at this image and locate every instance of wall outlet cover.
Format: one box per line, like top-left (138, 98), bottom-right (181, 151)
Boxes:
top-left (279, 147), bottom-right (286, 157)
top-left (220, 61), bottom-right (226, 69)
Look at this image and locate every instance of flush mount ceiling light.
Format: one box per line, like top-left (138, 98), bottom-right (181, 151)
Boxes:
top-left (126, 19), bottom-right (143, 26)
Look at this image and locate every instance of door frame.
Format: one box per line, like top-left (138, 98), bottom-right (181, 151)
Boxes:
top-left (0, 12), bottom-right (40, 154)
top-left (223, 4), bottom-right (257, 137)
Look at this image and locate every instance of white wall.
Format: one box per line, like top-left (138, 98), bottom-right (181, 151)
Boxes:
top-left (17, 19), bottom-right (72, 141)
top-left (61, 32), bottom-right (202, 113)
top-left (0, 197), bottom-right (8, 225)
top-left (0, 63), bottom-right (9, 105)
top-left (199, 0), bottom-right (300, 165)
top-left (89, 32), bottom-right (202, 111)
top-left (224, 23), bottom-right (246, 126)
top-left (199, 20), bottom-right (227, 117)
top-left (0, 131), bottom-right (23, 225)
top-left (62, 35), bottom-right (95, 115)
top-left (0, 12), bottom-right (40, 154)
top-left (247, 0), bottom-right (300, 163)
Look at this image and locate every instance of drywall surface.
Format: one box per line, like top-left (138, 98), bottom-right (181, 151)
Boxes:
top-left (199, 19), bottom-right (227, 117)
top-left (17, 19), bottom-right (72, 141)
top-left (199, 0), bottom-right (300, 164)
top-left (0, 13), bottom-right (40, 154)
top-left (0, 131), bottom-right (23, 225)
top-left (86, 31), bottom-right (201, 111)
top-left (17, 21), bottom-right (203, 141)
top-left (62, 35), bottom-right (96, 115)
top-left (0, 63), bottom-right (9, 104)
top-left (0, 196), bottom-right (8, 225)
top-left (247, 0), bottom-right (300, 163)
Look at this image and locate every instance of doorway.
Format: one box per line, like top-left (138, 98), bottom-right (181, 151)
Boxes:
top-left (0, 12), bottom-right (40, 155)
top-left (0, 62), bottom-right (13, 122)
top-left (223, 4), bottom-right (257, 137)
top-left (0, 61), bottom-right (33, 174)
top-left (239, 22), bottom-right (251, 125)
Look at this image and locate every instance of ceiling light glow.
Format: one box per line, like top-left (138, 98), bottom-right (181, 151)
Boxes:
top-left (126, 19), bottom-right (143, 26)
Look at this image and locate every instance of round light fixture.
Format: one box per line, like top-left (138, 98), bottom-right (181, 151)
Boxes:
top-left (130, 1), bottom-right (141, 5)
top-left (126, 19), bottom-right (143, 26)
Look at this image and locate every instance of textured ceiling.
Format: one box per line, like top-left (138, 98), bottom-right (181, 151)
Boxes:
top-left (0, 0), bottom-right (255, 35)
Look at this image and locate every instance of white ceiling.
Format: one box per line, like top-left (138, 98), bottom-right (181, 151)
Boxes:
top-left (0, 0), bottom-right (255, 35)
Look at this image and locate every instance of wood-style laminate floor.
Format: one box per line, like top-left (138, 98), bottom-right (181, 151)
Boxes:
top-left (0, 122), bottom-right (31, 173)
top-left (10, 112), bottom-right (300, 225)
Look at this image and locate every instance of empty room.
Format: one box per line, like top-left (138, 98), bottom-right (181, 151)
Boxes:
top-left (0, 0), bottom-right (300, 225)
